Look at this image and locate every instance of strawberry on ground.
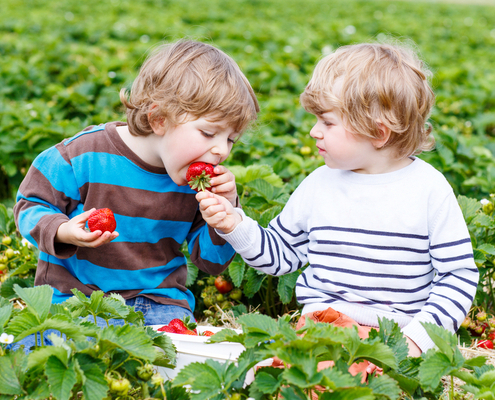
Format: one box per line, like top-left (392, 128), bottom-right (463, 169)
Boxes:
top-left (88, 208), bottom-right (117, 233)
top-left (186, 162), bottom-right (217, 192)
top-left (477, 339), bottom-right (494, 349)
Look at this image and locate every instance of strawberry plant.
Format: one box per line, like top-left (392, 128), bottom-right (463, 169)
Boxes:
top-left (0, 284), bottom-right (177, 399)
top-left (170, 313), bottom-right (495, 399)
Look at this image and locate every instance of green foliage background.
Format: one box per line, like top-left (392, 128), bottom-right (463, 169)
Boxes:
top-left (2, 0), bottom-right (495, 316)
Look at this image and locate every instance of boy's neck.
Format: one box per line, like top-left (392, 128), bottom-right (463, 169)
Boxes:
top-left (116, 125), bottom-right (164, 168)
top-left (352, 151), bottom-right (413, 174)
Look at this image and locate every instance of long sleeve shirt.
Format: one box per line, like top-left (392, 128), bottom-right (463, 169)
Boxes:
top-left (14, 122), bottom-right (235, 311)
top-left (219, 158), bottom-right (479, 351)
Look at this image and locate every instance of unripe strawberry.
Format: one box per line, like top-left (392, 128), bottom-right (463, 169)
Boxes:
top-left (2, 236), bottom-right (12, 246)
top-left (300, 146), bottom-right (312, 156)
top-left (151, 373), bottom-right (164, 386)
top-left (476, 311), bottom-right (487, 322)
top-left (5, 249), bottom-right (15, 259)
top-left (461, 316), bottom-right (472, 328)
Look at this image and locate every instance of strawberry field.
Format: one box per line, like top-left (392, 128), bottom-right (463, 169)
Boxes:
top-left (1, 0), bottom-right (495, 398)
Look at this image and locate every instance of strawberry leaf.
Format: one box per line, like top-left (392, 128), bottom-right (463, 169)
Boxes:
top-left (13, 284), bottom-right (52, 323)
top-left (243, 268), bottom-right (266, 298)
top-left (99, 324), bottom-right (156, 361)
top-left (0, 355), bottom-right (23, 395)
top-left (227, 256), bottom-right (245, 287)
top-left (251, 370), bottom-right (282, 394)
top-left (367, 374), bottom-right (402, 399)
top-left (276, 271), bottom-right (300, 304)
top-left (45, 356), bottom-right (78, 400)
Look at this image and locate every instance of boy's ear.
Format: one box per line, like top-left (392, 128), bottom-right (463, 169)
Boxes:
top-left (149, 118), bottom-right (167, 136)
top-left (372, 121), bottom-right (391, 149)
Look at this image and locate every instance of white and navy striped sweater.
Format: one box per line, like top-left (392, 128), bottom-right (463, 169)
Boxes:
top-left (221, 158), bottom-right (478, 351)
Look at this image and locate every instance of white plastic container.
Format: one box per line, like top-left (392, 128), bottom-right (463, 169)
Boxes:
top-left (152, 325), bottom-right (272, 384)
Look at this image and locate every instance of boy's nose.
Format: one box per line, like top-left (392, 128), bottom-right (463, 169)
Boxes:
top-left (310, 125), bottom-right (322, 139)
top-left (211, 140), bottom-right (229, 158)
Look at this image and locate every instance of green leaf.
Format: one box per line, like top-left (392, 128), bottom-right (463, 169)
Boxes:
top-left (237, 313), bottom-right (280, 337)
top-left (99, 324), bottom-right (156, 361)
top-left (45, 356), bottom-right (78, 400)
top-left (228, 257), bottom-right (246, 287)
top-left (0, 356), bottom-right (23, 395)
top-left (186, 263), bottom-right (199, 287)
top-left (27, 343), bottom-right (73, 369)
top-left (277, 271), bottom-right (299, 304)
top-left (246, 178), bottom-right (275, 199)
top-left (76, 355), bottom-right (108, 400)
top-left (243, 268), bottom-right (266, 298)
top-left (457, 195), bottom-right (481, 223)
top-left (375, 318), bottom-right (409, 364)
top-left (319, 387), bottom-right (375, 400)
top-left (252, 371), bottom-right (281, 394)
top-left (479, 370), bottom-right (495, 387)
top-left (367, 374), bottom-right (402, 399)
top-left (477, 243), bottom-right (495, 256)
top-left (418, 351), bottom-right (457, 390)
top-left (0, 204), bottom-right (8, 234)
top-left (279, 385), bottom-right (310, 400)
top-left (421, 322), bottom-right (457, 361)
top-left (283, 366), bottom-right (323, 388)
top-left (8, 313), bottom-right (96, 342)
top-left (0, 303), bottom-right (13, 328)
top-left (346, 340), bottom-right (398, 371)
top-left (0, 276), bottom-right (34, 300)
top-left (13, 284), bottom-right (53, 323)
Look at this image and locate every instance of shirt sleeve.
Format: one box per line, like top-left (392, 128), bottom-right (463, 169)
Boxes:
top-left (217, 182), bottom-right (310, 276)
top-left (401, 192), bottom-right (479, 351)
top-left (14, 144), bottom-right (79, 258)
top-left (186, 208), bottom-right (236, 275)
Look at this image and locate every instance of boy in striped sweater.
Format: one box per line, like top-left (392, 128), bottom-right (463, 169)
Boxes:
top-left (197, 42), bottom-right (479, 361)
top-left (14, 39), bottom-right (259, 327)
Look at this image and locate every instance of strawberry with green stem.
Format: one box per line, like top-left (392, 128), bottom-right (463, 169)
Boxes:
top-left (186, 162), bottom-right (217, 192)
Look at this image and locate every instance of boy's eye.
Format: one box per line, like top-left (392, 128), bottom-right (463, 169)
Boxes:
top-left (201, 131), bottom-right (214, 138)
top-left (228, 137), bottom-right (238, 144)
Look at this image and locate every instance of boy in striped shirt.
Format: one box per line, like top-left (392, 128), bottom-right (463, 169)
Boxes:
top-left (14, 39), bottom-right (259, 328)
top-left (197, 42), bottom-right (479, 361)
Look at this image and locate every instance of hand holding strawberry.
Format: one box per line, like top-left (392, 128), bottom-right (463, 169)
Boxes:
top-left (196, 190), bottom-right (242, 234)
top-left (55, 208), bottom-right (119, 248)
top-left (188, 163), bottom-right (238, 206)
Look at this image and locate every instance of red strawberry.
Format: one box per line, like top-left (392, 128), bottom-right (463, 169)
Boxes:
top-left (184, 330), bottom-right (197, 335)
top-left (478, 339), bottom-right (494, 349)
top-left (202, 330), bottom-right (215, 336)
top-left (168, 318), bottom-right (186, 332)
top-left (88, 208), bottom-right (116, 233)
top-left (157, 325), bottom-right (177, 333)
top-left (186, 162), bottom-right (217, 192)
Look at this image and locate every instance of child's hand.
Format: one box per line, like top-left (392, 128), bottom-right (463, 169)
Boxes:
top-left (209, 165), bottom-right (238, 207)
top-left (55, 208), bottom-right (119, 248)
top-left (196, 191), bottom-right (242, 233)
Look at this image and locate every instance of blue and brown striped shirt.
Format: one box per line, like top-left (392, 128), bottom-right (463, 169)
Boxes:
top-left (14, 122), bottom-right (235, 311)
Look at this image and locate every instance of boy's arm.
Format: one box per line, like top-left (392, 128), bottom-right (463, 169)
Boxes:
top-left (401, 193), bottom-right (479, 352)
top-left (14, 144), bottom-right (117, 258)
top-left (185, 204), bottom-right (238, 275)
top-left (196, 188), bottom-right (309, 276)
